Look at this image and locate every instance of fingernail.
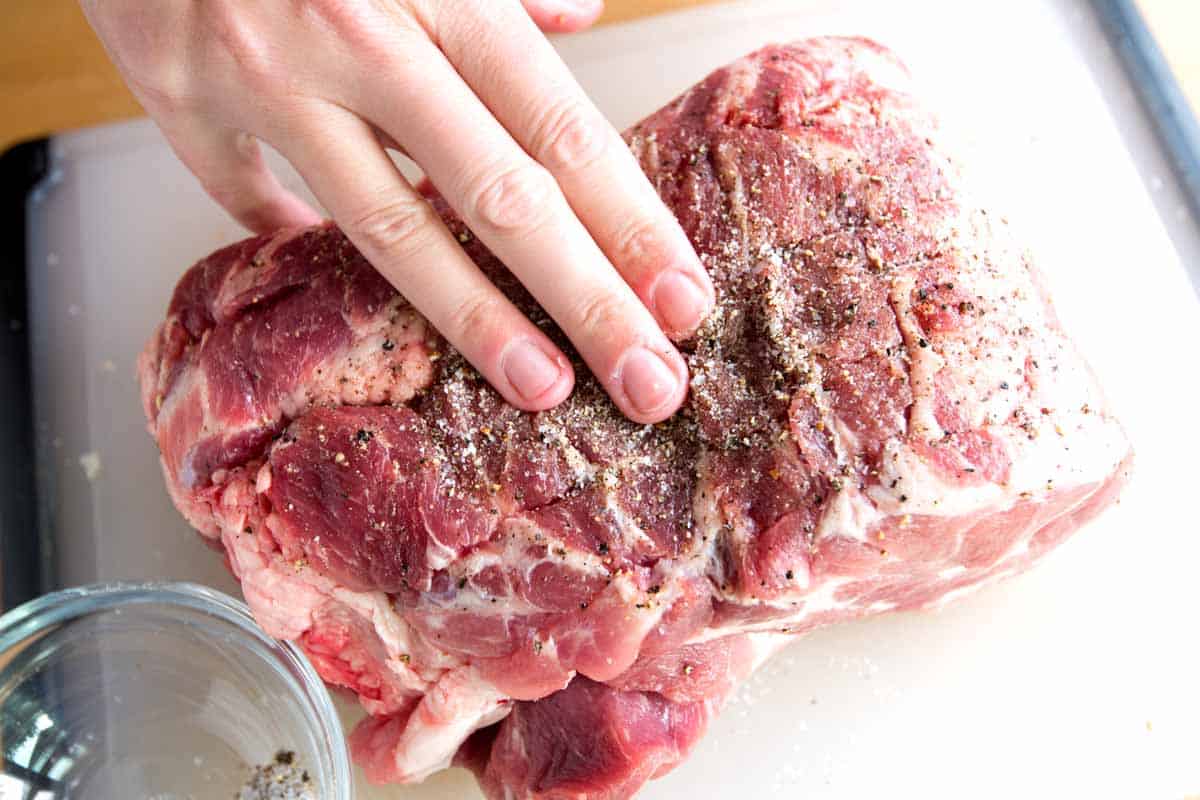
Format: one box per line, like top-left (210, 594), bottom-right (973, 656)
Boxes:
top-left (620, 347), bottom-right (681, 418)
top-left (651, 270), bottom-right (713, 336)
top-left (503, 340), bottom-right (562, 402)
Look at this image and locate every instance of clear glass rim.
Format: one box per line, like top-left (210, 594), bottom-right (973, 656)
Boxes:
top-left (0, 580), bottom-right (353, 798)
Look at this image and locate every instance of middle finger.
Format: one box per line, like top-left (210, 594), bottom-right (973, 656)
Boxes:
top-left (436, 0), bottom-right (716, 341)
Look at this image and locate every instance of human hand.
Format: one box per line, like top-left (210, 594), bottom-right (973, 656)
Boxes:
top-left (81, 0), bottom-right (714, 423)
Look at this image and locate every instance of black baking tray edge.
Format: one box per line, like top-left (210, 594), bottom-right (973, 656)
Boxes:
top-left (0, 137), bottom-right (49, 613)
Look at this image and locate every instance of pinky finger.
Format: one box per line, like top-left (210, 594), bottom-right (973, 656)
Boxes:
top-left (160, 119), bottom-right (323, 233)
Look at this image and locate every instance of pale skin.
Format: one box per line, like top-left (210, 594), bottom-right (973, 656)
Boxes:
top-left (81, 0), bottom-right (714, 423)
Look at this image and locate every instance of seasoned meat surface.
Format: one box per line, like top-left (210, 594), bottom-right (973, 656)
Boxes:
top-left (139, 37), bottom-right (1131, 799)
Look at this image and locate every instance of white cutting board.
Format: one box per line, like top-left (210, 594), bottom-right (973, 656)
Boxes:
top-left (25, 0), bottom-right (1200, 797)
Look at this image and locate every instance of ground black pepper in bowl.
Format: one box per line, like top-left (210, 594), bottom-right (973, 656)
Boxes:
top-left (236, 751), bottom-right (315, 800)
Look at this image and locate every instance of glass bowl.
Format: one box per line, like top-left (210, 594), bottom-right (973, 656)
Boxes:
top-left (0, 581), bottom-right (353, 799)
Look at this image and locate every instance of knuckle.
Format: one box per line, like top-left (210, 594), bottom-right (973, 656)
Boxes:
top-left (348, 195), bottom-right (437, 258)
top-left (445, 292), bottom-right (507, 339)
top-left (610, 216), bottom-right (669, 281)
top-left (570, 289), bottom-right (628, 338)
top-left (530, 97), bottom-right (609, 173)
top-left (229, 130), bottom-right (264, 165)
top-left (467, 162), bottom-right (557, 234)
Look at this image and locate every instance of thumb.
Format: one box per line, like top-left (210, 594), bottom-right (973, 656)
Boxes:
top-left (521, 0), bottom-right (604, 33)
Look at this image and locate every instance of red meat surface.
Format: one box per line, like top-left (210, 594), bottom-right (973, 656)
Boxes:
top-left (139, 38), bottom-right (1132, 799)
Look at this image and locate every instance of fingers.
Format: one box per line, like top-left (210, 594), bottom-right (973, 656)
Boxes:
top-left (520, 0), bottom-right (604, 32)
top-left (279, 107), bottom-right (575, 412)
top-left (159, 119), bottom-right (322, 234)
top-left (348, 45), bottom-right (688, 423)
top-left (437, 1), bottom-right (714, 341)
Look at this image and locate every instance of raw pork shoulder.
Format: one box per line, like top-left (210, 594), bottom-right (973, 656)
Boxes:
top-left (140, 38), bottom-right (1132, 798)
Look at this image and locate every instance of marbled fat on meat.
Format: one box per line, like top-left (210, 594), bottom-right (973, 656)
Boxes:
top-left (139, 38), bottom-right (1132, 798)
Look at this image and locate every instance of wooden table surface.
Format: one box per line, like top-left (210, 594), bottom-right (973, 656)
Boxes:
top-left (1, 0), bottom-right (1196, 154)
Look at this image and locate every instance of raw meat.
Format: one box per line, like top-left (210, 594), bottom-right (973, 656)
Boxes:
top-left (139, 37), bottom-right (1132, 799)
